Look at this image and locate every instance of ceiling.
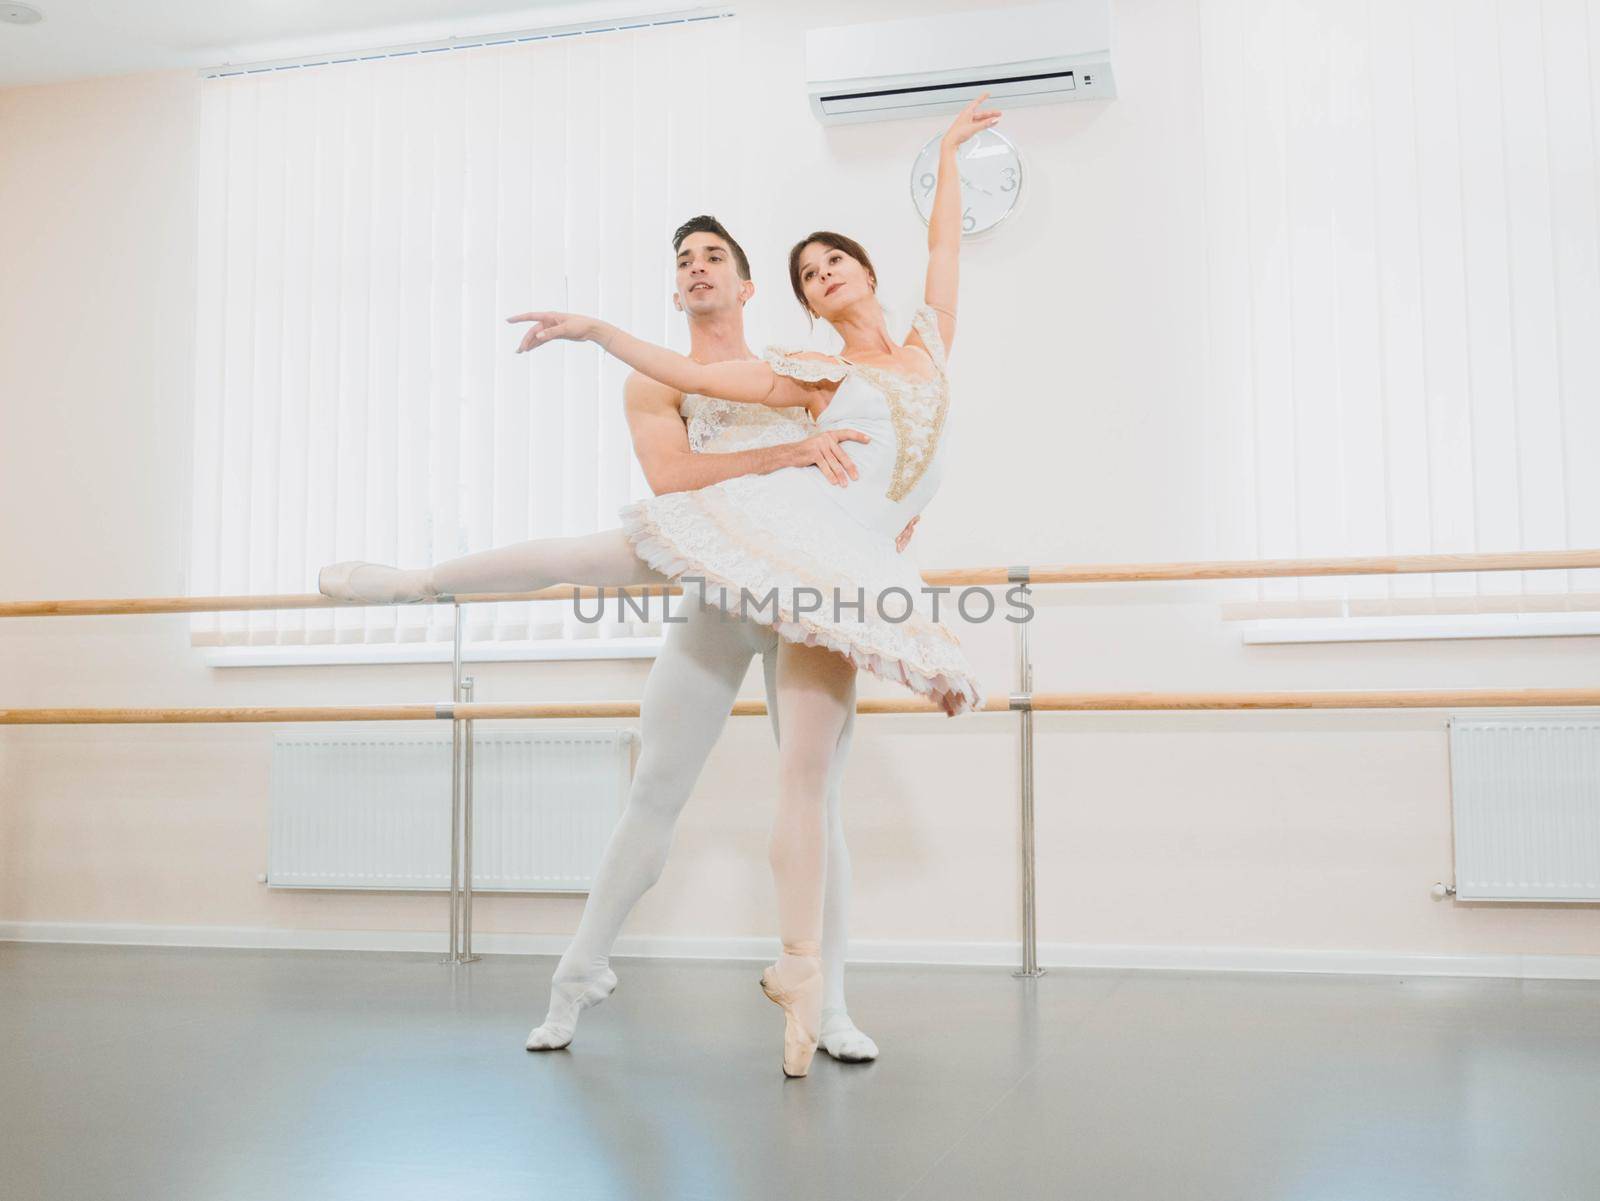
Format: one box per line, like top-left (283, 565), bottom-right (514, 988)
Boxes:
top-left (0, 0), bottom-right (696, 87)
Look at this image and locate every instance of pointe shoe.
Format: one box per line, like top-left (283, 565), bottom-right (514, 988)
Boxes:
top-left (759, 953), bottom-right (823, 1078)
top-left (318, 561), bottom-right (435, 605)
top-left (524, 968), bottom-right (618, 1052)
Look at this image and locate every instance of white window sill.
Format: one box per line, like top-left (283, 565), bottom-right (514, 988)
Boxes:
top-left (1237, 612), bottom-right (1600, 645)
top-left (202, 636), bottom-right (665, 668)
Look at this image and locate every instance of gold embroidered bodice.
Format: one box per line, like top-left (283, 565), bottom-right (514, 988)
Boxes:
top-left (761, 306), bottom-right (952, 530)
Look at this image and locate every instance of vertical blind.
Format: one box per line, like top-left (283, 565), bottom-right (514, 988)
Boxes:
top-left (188, 14), bottom-right (742, 648)
top-left (1199, 0), bottom-right (1600, 616)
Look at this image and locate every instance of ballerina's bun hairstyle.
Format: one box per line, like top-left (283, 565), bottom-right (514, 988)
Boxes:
top-left (788, 232), bottom-right (877, 315)
top-left (672, 215), bottom-right (752, 281)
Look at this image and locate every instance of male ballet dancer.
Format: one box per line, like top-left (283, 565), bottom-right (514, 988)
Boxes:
top-left (523, 216), bottom-right (917, 1058)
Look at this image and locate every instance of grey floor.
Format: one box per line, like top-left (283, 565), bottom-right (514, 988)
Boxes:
top-left (2, 945), bottom-right (1598, 1201)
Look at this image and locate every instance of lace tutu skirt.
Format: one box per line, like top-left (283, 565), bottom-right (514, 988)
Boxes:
top-left (619, 469), bottom-right (984, 716)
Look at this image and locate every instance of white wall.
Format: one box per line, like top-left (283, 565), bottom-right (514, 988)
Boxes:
top-left (2, 0), bottom-right (1597, 970)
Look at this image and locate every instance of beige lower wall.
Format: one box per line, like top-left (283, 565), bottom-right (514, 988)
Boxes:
top-left (6, 603), bottom-right (1597, 962)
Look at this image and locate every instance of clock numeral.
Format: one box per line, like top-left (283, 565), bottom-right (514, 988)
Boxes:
top-left (920, 172), bottom-right (936, 196)
top-left (1000, 167), bottom-right (1018, 193)
top-left (962, 207), bottom-right (976, 233)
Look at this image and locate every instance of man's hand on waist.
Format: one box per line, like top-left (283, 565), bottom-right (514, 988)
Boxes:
top-left (790, 428), bottom-right (869, 487)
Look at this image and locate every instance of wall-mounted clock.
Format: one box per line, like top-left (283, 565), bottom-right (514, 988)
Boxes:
top-left (910, 128), bottom-right (1023, 237)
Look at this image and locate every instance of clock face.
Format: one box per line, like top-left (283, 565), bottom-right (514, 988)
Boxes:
top-left (910, 128), bottom-right (1022, 236)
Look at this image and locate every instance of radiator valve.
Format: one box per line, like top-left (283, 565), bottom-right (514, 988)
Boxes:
top-left (1430, 882), bottom-right (1457, 900)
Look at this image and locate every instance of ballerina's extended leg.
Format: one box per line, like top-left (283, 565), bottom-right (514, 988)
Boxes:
top-left (319, 527), bottom-right (665, 603)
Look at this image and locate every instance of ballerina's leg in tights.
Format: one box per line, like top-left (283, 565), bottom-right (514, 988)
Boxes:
top-left (759, 638), bottom-right (858, 1077)
top-left (762, 640), bottom-right (877, 1063)
top-left (318, 528), bottom-right (663, 605)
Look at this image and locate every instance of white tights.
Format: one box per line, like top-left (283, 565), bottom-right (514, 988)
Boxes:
top-left (427, 527), bottom-right (667, 598)
top-left (404, 531), bottom-right (871, 1054)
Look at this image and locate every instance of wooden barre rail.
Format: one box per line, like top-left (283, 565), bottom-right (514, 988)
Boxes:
top-left (920, 548), bottom-right (1600, 586)
top-left (5, 688), bottom-right (1600, 724)
top-left (0, 584), bottom-right (684, 619)
top-left (3, 549), bottom-right (1598, 619)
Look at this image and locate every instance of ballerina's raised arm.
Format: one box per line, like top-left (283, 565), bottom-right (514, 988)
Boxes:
top-left (504, 309), bottom-right (839, 419)
top-left (912, 92), bottom-right (1002, 362)
top-left (508, 93), bottom-right (997, 408)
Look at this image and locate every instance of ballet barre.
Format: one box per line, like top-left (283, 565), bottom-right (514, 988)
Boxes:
top-left (1, 547), bottom-right (1594, 619)
top-left (4, 545), bottom-right (1599, 975)
top-left (7, 688), bottom-right (1600, 724)
top-left (0, 583), bottom-right (683, 619)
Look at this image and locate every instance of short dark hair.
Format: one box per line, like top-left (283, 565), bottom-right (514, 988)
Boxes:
top-left (788, 231), bottom-right (877, 316)
top-left (672, 215), bottom-right (751, 281)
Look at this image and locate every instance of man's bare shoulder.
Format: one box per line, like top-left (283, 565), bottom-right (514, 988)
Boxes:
top-left (623, 370), bottom-right (684, 415)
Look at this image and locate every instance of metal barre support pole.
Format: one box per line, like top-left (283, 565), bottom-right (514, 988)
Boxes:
top-left (461, 675), bottom-right (479, 964)
top-left (443, 603), bottom-right (465, 966)
top-left (1009, 566), bottom-right (1045, 980)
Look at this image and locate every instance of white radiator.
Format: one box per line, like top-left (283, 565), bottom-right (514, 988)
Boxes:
top-left (1447, 715), bottom-right (1600, 902)
top-left (267, 728), bottom-right (636, 892)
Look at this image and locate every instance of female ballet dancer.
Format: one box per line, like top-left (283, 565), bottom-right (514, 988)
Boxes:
top-left (322, 94), bottom-right (999, 1075)
top-left (503, 97), bottom-right (999, 1073)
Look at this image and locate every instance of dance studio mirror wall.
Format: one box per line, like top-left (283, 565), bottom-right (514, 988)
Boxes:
top-left (2, 0), bottom-right (1597, 978)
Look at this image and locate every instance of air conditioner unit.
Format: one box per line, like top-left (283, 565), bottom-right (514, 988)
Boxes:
top-left (805, 0), bottom-right (1115, 126)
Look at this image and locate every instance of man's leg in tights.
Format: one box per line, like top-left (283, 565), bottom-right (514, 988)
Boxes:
top-left (761, 645), bottom-right (878, 1061)
top-left (525, 591), bottom-right (755, 1050)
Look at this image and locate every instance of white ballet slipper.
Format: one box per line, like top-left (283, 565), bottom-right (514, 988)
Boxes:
top-left (820, 1011), bottom-right (879, 1063)
top-left (524, 968), bottom-right (618, 1052)
top-left (317, 561), bottom-right (435, 605)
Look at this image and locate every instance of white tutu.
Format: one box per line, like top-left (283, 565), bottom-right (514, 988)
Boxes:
top-left (619, 305), bottom-right (983, 716)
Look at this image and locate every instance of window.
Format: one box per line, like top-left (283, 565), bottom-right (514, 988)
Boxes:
top-left (1198, 0), bottom-right (1599, 634)
top-left (187, 13), bottom-right (741, 654)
